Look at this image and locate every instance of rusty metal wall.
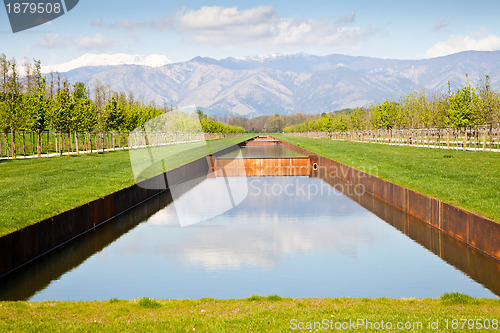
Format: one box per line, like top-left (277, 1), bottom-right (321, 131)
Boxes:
top-left (0, 138), bottom-right (252, 277)
top-left (278, 137), bottom-right (500, 262)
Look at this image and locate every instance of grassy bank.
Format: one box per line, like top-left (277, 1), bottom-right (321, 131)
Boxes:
top-left (275, 135), bottom-right (500, 222)
top-left (0, 294), bottom-right (498, 332)
top-left (0, 136), bottom-right (253, 236)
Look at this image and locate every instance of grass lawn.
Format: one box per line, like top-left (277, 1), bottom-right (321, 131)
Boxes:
top-left (275, 135), bottom-right (500, 222)
top-left (0, 136), bottom-right (254, 236)
top-left (0, 294), bottom-right (498, 332)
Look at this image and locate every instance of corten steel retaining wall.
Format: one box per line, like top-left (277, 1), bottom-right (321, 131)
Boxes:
top-left (214, 157), bottom-right (312, 177)
top-left (244, 136), bottom-right (281, 146)
top-left (0, 139), bottom-right (251, 277)
top-left (277, 137), bottom-right (500, 262)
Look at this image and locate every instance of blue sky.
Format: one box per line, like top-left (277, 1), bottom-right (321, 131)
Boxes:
top-left (2, 0), bottom-right (500, 65)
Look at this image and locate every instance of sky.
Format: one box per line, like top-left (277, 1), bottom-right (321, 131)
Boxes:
top-left (2, 0), bottom-right (500, 66)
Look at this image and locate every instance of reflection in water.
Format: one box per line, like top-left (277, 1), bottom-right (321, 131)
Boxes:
top-left (169, 172), bottom-right (248, 227)
top-left (1, 175), bottom-right (497, 301)
top-left (0, 190), bottom-right (175, 301)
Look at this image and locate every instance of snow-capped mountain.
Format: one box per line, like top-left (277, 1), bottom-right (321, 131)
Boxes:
top-left (56, 51), bottom-right (500, 117)
top-left (41, 53), bottom-right (172, 73)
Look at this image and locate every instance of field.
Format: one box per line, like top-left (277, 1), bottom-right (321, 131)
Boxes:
top-left (0, 294), bottom-right (498, 332)
top-left (0, 135), bottom-right (253, 236)
top-left (276, 135), bottom-right (500, 222)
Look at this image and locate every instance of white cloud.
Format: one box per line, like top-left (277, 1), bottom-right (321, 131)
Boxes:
top-left (336, 10), bottom-right (356, 24)
top-left (174, 5), bottom-right (375, 48)
top-left (426, 33), bottom-right (500, 57)
top-left (75, 33), bottom-right (118, 50)
top-left (432, 20), bottom-right (448, 32)
top-left (37, 33), bottom-right (68, 49)
top-left (98, 6), bottom-right (375, 48)
top-left (109, 18), bottom-right (147, 30)
top-left (178, 5), bottom-right (275, 29)
top-left (91, 16), bottom-right (104, 27)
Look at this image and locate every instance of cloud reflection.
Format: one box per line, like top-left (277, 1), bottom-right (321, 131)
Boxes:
top-left (141, 177), bottom-right (376, 271)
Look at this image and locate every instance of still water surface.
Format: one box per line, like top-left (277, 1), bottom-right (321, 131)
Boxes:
top-left (20, 176), bottom-right (497, 301)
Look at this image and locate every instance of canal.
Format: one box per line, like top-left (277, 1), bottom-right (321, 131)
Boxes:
top-left (0, 140), bottom-right (498, 300)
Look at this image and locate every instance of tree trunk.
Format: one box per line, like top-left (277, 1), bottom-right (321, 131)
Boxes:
top-left (37, 130), bottom-right (41, 157)
top-left (30, 131), bottom-right (34, 156)
top-left (75, 132), bottom-right (79, 154)
top-left (67, 132), bottom-right (70, 154)
top-left (54, 132), bottom-right (58, 156)
top-left (11, 129), bottom-right (16, 159)
top-left (463, 129), bottom-right (467, 151)
top-left (70, 132), bottom-right (72, 154)
top-left (5, 131), bottom-right (9, 158)
top-left (22, 131), bottom-right (26, 157)
top-left (89, 134), bottom-right (93, 154)
top-left (46, 131), bottom-right (49, 156)
top-left (59, 132), bottom-right (63, 157)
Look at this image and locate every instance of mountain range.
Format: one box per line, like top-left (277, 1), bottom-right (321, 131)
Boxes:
top-left (49, 51), bottom-right (500, 117)
top-left (41, 53), bottom-right (172, 73)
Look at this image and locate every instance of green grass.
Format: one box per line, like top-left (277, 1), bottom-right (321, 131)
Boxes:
top-left (0, 296), bottom-right (498, 332)
top-left (275, 135), bottom-right (500, 222)
top-left (441, 292), bottom-right (479, 305)
top-left (0, 136), bottom-right (254, 236)
top-left (137, 297), bottom-right (163, 309)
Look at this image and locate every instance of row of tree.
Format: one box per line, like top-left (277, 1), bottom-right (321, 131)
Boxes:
top-left (0, 54), bottom-right (245, 155)
top-left (223, 112), bottom-right (318, 133)
top-left (197, 111), bottom-right (245, 133)
top-left (284, 76), bottom-right (500, 133)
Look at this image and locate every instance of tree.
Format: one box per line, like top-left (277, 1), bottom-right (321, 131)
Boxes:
top-left (346, 108), bottom-right (364, 130)
top-left (72, 82), bottom-right (97, 132)
top-left (31, 60), bottom-right (48, 156)
top-left (70, 82), bottom-right (96, 152)
top-left (48, 83), bottom-right (73, 132)
top-left (0, 100), bottom-right (10, 133)
top-left (371, 100), bottom-right (399, 129)
top-left (23, 58), bottom-right (34, 94)
top-left (264, 113), bottom-right (284, 133)
top-left (0, 54), bottom-right (8, 94)
top-left (93, 80), bottom-right (111, 132)
top-left (477, 75), bottom-right (500, 123)
top-left (331, 113), bottom-right (348, 131)
top-left (6, 58), bottom-right (21, 157)
top-left (448, 83), bottom-right (480, 128)
top-left (104, 97), bottom-right (125, 131)
top-left (316, 113), bottom-right (332, 131)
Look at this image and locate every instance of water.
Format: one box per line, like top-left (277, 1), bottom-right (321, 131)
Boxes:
top-left (1, 174), bottom-right (497, 301)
